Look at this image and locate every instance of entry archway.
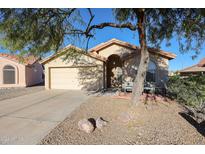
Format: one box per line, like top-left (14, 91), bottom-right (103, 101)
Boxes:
top-left (106, 54), bottom-right (122, 88)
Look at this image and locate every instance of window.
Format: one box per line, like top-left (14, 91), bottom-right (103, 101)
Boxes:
top-left (146, 61), bottom-right (157, 83)
top-left (3, 65), bottom-right (15, 84)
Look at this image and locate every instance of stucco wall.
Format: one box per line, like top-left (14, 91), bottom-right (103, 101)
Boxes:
top-left (96, 44), bottom-right (169, 88)
top-left (123, 54), bottom-right (169, 87)
top-left (25, 62), bottom-right (44, 86)
top-left (97, 44), bottom-right (135, 59)
top-left (44, 52), bottom-right (104, 91)
top-left (0, 57), bottom-right (26, 87)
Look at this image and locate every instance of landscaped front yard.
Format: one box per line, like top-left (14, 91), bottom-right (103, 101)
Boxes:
top-left (40, 95), bottom-right (205, 145)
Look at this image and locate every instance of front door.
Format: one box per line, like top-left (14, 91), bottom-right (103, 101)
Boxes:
top-left (107, 55), bottom-right (122, 88)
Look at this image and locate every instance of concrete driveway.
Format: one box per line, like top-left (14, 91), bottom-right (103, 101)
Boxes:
top-left (0, 90), bottom-right (89, 144)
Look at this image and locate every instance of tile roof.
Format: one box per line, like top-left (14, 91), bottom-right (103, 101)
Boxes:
top-left (179, 58), bottom-right (205, 73)
top-left (0, 53), bottom-right (38, 65)
top-left (198, 58), bottom-right (205, 67)
top-left (180, 65), bottom-right (205, 73)
top-left (89, 38), bottom-right (176, 60)
top-left (41, 38), bottom-right (177, 65)
top-left (40, 45), bottom-right (106, 64)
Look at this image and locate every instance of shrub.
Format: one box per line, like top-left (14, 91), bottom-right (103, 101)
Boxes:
top-left (167, 74), bottom-right (205, 108)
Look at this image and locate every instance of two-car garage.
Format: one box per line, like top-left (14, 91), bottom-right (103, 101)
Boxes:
top-left (42, 45), bottom-right (105, 91)
top-left (49, 67), bottom-right (83, 90)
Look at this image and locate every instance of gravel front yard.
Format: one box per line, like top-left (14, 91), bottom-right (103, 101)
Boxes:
top-left (0, 85), bottom-right (44, 101)
top-left (40, 95), bottom-right (205, 145)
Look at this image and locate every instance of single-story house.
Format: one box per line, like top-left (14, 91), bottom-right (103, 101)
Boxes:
top-left (179, 57), bottom-right (205, 76)
top-left (0, 53), bottom-right (44, 88)
top-left (41, 38), bottom-right (176, 91)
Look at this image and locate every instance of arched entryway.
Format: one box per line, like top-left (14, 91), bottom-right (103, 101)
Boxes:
top-left (3, 65), bottom-right (16, 84)
top-left (107, 54), bottom-right (123, 88)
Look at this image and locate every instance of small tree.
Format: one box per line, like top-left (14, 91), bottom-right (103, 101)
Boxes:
top-left (0, 8), bottom-right (204, 106)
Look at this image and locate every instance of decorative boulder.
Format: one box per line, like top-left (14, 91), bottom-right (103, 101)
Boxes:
top-left (96, 117), bottom-right (107, 129)
top-left (78, 119), bottom-right (94, 133)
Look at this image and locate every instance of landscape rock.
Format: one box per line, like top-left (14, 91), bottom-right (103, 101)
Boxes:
top-left (78, 119), bottom-right (94, 133)
top-left (41, 97), bottom-right (205, 145)
top-left (96, 117), bottom-right (108, 129)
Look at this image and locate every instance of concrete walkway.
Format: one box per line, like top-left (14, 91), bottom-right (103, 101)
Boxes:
top-left (0, 90), bottom-right (89, 144)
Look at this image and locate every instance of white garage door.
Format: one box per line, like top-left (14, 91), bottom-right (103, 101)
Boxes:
top-left (50, 67), bottom-right (83, 90)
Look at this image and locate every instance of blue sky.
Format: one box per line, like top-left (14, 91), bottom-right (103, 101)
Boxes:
top-left (71, 8), bottom-right (205, 72)
top-left (1, 8), bottom-right (205, 71)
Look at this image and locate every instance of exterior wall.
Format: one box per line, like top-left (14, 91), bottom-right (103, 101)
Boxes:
top-left (96, 44), bottom-right (169, 88)
top-left (123, 54), bottom-right (140, 81)
top-left (44, 53), bottom-right (104, 91)
top-left (97, 44), bottom-right (135, 58)
top-left (0, 57), bottom-right (26, 87)
top-left (155, 56), bottom-right (169, 86)
top-left (25, 62), bottom-right (44, 86)
top-left (123, 54), bottom-right (169, 87)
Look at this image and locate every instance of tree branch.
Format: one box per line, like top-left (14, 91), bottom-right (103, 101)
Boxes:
top-left (85, 22), bottom-right (137, 36)
top-left (65, 22), bottom-right (137, 38)
top-left (65, 9), bottom-right (137, 40)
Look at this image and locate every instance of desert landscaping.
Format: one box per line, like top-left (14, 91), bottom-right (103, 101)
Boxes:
top-left (40, 94), bottom-right (205, 145)
top-left (0, 8), bottom-right (204, 147)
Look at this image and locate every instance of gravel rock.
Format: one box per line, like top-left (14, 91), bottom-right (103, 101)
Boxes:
top-left (118, 112), bottom-right (133, 123)
top-left (41, 97), bottom-right (205, 145)
top-left (96, 117), bottom-right (107, 129)
top-left (78, 119), bottom-right (94, 133)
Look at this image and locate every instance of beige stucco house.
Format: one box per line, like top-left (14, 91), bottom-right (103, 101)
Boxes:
top-left (0, 53), bottom-right (44, 88)
top-left (42, 39), bottom-right (176, 91)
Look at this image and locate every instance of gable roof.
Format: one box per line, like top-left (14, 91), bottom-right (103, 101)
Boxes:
top-left (179, 57), bottom-right (205, 73)
top-left (0, 53), bottom-right (39, 65)
top-left (179, 65), bottom-right (205, 73)
top-left (198, 58), bottom-right (205, 67)
top-left (40, 45), bottom-right (106, 65)
top-left (89, 38), bottom-right (176, 60)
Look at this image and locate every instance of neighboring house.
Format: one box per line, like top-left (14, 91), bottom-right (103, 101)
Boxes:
top-left (0, 53), bottom-right (44, 88)
top-left (179, 58), bottom-right (205, 76)
top-left (168, 71), bottom-right (177, 77)
top-left (41, 38), bottom-right (176, 91)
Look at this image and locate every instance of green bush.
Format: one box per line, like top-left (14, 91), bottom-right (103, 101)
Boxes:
top-left (167, 74), bottom-right (205, 107)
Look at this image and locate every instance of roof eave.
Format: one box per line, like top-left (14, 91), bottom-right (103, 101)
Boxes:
top-left (41, 45), bottom-right (106, 65)
top-left (89, 39), bottom-right (176, 60)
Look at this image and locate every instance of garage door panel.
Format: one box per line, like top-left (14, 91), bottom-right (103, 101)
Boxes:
top-left (50, 67), bottom-right (83, 90)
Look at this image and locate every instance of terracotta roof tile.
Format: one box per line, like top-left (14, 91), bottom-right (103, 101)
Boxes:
top-left (0, 53), bottom-right (38, 65)
top-left (198, 58), bottom-right (205, 67)
top-left (89, 38), bottom-right (176, 60)
top-left (179, 65), bottom-right (205, 73)
top-left (179, 57), bottom-right (205, 73)
top-left (40, 45), bottom-right (106, 64)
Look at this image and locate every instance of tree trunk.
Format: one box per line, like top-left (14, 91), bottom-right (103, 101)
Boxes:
top-left (131, 9), bottom-right (150, 106)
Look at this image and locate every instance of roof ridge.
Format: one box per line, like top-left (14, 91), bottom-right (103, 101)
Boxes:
top-left (197, 57), bottom-right (205, 66)
top-left (179, 64), bottom-right (197, 72)
top-left (41, 45), bottom-right (106, 64)
top-left (89, 38), bottom-right (176, 60)
top-left (0, 53), bottom-right (38, 65)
